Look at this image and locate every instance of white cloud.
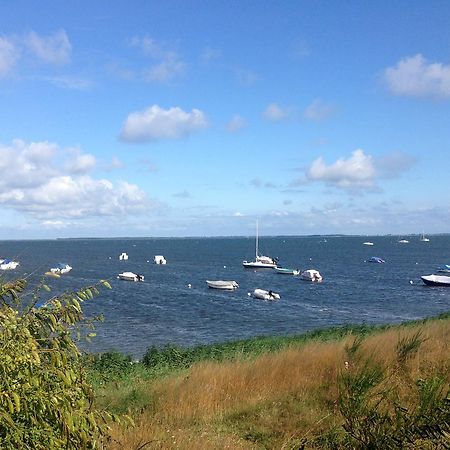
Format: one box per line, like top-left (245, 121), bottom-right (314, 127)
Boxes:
top-left (119, 105), bottom-right (208, 143)
top-left (303, 99), bottom-right (334, 121)
top-left (64, 149), bottom-right (96, 174)
top-left (0, 36), bottom-right (18, 77)
top-left (262, 103), bottom-right (291, 121)
top-left (226, 114), bottom-right (246, 132)
top-left (306, 149), bottom-right (376, 189)
top-left (131, 36), bottom-right (185, 83)
top-left (43, 75), bottom-right (93, 90)
top-left (384, 54), bottom-right (450, 99)
top-left (25, 30), bottom-right (71, 65)
top-left (0, 140), bottom-right (150, 221)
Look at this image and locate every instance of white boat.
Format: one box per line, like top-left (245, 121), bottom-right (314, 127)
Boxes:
top-left (0, 259), bottom-right (19, 270)
top-left (274, 267), bottom-right (300, 275)
top-left (398, 239), bottom-right (409, 244)
top-left (119, 252), bottom-right (129, 260)
top-left (117, 271), bottom-right (144, 282)
top-left (252, 288), bottom-right (280, 301)
top-left (243, 221), bottom-right (277, 268)
top-left (50, 263), bottom-right (72, 274)
top-left (300, 269), bottom-right (323, 282)
top-left (363, 242), bottom-right (374, 246)
top-left (206, 280), bottom-right (239, 290)
top-left (420, 233), bottom-right (430, 242)
top-left (421, 274), bottom-right (450, 286)
top-left (154, 255), bottom-right (167, 264)
top-left (436, 264), bottom-right (450, 273)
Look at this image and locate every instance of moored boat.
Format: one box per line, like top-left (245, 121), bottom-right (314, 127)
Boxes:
top-left (421, 274), bottom-right (450, 286)
top-left (252, 289), bottom-right (280, 301)
top-left (436, 264), bottom-right (450, 273)
top-left (243, 220), bottom-right (277, 268)
top-left (367, 256), bottom-right (385, 263)
top-left (119, 252), bottom-right (129, 260)
top-left (300, 269), bottom-right (323, 282)
top-left (363, 241), bottom-right (374, 246)
top-left (50, 263), bottom-right (72, 274)
top-left (0, 259), bottom-right (19, 270)
top-left (118, 271), bottom-right (144, 282)
top-left (206, 280), bottom-right (239, 290)
top-left (154, 255), bottom-right (167, 264)
top-left (274, 267), bottom-right (300, 275)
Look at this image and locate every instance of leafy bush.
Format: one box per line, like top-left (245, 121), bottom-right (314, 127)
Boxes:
top-left (0, 277), bottom-right (119, 450)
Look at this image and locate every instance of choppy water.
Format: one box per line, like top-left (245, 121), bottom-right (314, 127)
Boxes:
top-left (1, 235), bottom-right (449, 358)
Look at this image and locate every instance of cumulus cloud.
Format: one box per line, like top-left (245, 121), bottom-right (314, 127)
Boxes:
top-left (304, 148), bottom-right (415, 192)
top-left (119, 105), bottom-right (208, 143)
top-left (307, 149), bottom-right (376, 190)
top-left (262, 103), bottom-right (291, 121)
top-left (25, 30), bottom-right (71, 65)
top-left (226, 114), bottom-right (246, 132)
top-left (0, 36), bottom-right (18, 76)
top-left (0, 140), bottom-right (150, 221)
top-left (384, 54), bottom-right (450, 99)
top-left (303, 99), bottom-right (334, 121)
top-left (131, 36), bottom-right (185, 83)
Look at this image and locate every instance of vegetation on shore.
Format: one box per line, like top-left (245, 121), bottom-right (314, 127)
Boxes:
top-left (1, 276), bottom-right (449, 449)
top-left (90, 313), bottom-right (450, 449)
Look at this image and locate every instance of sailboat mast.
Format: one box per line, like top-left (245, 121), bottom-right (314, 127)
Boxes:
top-left (256, 220), bottom-right (259, 258)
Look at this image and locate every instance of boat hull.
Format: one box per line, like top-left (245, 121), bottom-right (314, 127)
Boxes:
top-left (274, 267), bottom-right (300, 275)
top-left (206, 280), bottom-right (239, 290)
top-left (243, 261), bottom-right (277, 268)
top-left (421, 275), bottom-right (450, 286)
top-left (118, 272), bottom-right (144, 282)
top-left (253, 289), bottom-right (280, 301)
top-left (300, 269), bottom-right (323, 282)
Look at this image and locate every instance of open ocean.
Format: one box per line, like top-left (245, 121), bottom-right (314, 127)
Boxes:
top-left (1, 235), bottom-right (450, 358)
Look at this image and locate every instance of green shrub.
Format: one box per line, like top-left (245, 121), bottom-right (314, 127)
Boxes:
top-left (0, 277), bottom-right (120, 450)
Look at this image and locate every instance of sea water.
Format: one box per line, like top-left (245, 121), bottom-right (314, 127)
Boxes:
top-left (1, 235), bottom-right (449, 358)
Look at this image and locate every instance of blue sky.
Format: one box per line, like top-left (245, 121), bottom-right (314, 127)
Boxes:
top-left (1, 0), bottom-right (450, 238)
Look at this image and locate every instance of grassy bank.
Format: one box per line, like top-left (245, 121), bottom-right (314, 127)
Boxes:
top-left (88, 314), bottom-right (450, 449)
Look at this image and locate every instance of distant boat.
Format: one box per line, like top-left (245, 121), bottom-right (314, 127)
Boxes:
top-left (118, 271), bottom-right (144, 282)
top-left (420, 233), bottom-right (430, 242)
top-left (243, 220), bottom-right (278, 268)
top-left (50, 263), bottom-right (72, 274)
top-left (300, 269), bottom-right (323, 282)
top-left (367, 256), bottom-right (385, 263)
top-left (436, 264), bottom-right (450, 273)
top-left (398, 239), bottom-right (409, 244)
top-left (363, 242), bottom-right (374, 246)
top-left (274, 267), bottom-right (300, 275)
top-left (253, 289), bottom-right (280, 301)
top-left (154, 255), bottom-right (167, 264)
top-left (206, 280), bottom-right (239, 290)
top-left (421, 274), bottom-right (450, 286)
top-left (0, 259), bottom-right (19, 270)
top-left (119, 252), bottom-right (129, 260)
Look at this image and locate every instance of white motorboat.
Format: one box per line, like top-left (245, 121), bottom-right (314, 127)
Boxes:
top-left (0, 259), bottom-right (19, 270)
top-left (421, 274), bottom-right (450, 286)
top-left (300, 269), bottom-right (323, 282)
top-left (398, 239), bottom-right (409, 244)
top-left (274, 267), bottom-right (300, 275)
top-left (50, 263), bottom-right (72, 274)
top-left (117, 271), bottom-right (144, 282)
top-left (252, 288), bottom-right (280, 301)
top-left (154, 255), bottom-right (167, 264)
top-left (206, 280), bottom-right (239, 290)
top-left (243, 220), bottom-right (277, 268)
top-left (363, 242), bottom-right (374, 246)
top-left (119, 252), bottom-right (129, 260)
top-left (436, 264), bottom-right (450, 273)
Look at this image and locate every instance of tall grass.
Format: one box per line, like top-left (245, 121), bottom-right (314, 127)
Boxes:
top-left (99, 316), bottom-right (450, 449)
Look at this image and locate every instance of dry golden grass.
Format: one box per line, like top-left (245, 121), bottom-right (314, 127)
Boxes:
top-left (106, 319), bottom-right (450, 449)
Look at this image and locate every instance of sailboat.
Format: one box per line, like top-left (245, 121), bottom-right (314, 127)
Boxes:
top-left (243, 220), bottom-right (278, 268)
top-left (420, 232), bottom-right (430, 242)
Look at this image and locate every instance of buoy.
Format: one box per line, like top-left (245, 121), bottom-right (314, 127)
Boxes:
top-left (223, 265), bottom-right (226, 268)
top-left (188, 284), bottom-right (192, 288)
top-left (409, 280), bottom-right (414, 284)
top-left (147, 260), bottom-right (150, 263)
top-left (247, 292), bottom-right (251, 297)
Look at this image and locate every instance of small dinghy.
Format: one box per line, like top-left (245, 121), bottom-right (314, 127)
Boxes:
top-left (274, 267), bottom-right (300, 275)
top-left (367, 256), bottom-right (385, 263)
top-left (252, 289), bottom-right (280, 301)
top-left (119, 252), bottom-right (129, 260)
top-left (300, 269), bottom-right (323, 282)
top-left (154, 255), bottom-right (167, 264)
top-left (118, 271), bottom-right (144, 282)
top-left (206, 280), bottom-right (239, 290)
top-left (421, 274), bottom-right (450, 287)
top-left (50, 263), bottom-right (72, 274)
